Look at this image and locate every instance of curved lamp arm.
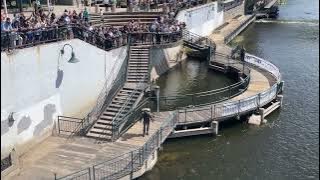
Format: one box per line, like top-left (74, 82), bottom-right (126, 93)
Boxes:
top-left (60, 44), bottom-right (79, 63)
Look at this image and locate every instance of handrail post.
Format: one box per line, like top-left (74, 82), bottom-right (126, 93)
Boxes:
top-left (57, 116), bottom-right (60, 134)
top-left (88, 167), bottom-right (91, 180)
top-left (92, 166), bottom-right (96, 180)
top-left (210, 104), bottom-right (213, 120)
top-left (130, 151), bottom-right (134, 179)
top-left (184, 109), bottom-right (187, 123)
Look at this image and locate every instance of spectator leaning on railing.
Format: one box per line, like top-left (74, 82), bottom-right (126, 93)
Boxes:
top-left (1, 6), bottom-right (186, 51)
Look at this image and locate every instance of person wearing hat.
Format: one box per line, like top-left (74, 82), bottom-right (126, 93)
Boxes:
top-left (141, 108), bottom-right (153, 137)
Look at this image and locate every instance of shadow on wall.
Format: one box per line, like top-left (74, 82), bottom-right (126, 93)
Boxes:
top-left (33, 104), bottom-right (56, 136)
top-left (17, 116), bottom-right (32, 134)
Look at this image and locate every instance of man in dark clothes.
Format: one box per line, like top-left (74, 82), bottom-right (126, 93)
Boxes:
top-left (141, 108), bottom-right (153, 136)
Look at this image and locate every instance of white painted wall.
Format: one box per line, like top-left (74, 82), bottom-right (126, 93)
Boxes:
top-left (1, 40), bottom-right (127, 157)
top-left (176, 2), bottom-right (224, 36)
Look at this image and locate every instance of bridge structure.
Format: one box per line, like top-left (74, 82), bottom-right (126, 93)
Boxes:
top-left (4, 14), bottom-right (284, 180)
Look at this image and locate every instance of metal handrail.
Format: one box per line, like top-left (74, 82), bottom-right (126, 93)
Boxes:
top-left (110, 74), bottom-right (148, 140)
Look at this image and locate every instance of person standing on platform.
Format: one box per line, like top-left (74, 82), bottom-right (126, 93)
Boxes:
top-left (141, 108), bottom-right (153, 137)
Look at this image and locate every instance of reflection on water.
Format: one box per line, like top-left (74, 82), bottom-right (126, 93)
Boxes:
top-left (153, 59), bottom-right (237, 110)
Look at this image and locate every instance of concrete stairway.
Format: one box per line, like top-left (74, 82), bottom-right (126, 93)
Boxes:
top-left (127, 46), bottom-right (150, 83)
top-left (86, 86), bottom-right (144, 140)
top-left (90, 12), bottom-right (161, 27)
top-left (86, 46), bottom-right (150, 140)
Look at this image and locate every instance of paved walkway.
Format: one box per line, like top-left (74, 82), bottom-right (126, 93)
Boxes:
top-left (7, 111), bottom-right (172, 179)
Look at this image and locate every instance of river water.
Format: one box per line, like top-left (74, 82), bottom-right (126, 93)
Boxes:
top-left (140, 0), bottom-right (319, 179)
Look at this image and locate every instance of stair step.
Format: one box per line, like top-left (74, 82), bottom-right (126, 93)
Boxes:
top-left (128, 67), bottom-right (149, 70)
top-left (127, 80), bottom-right (149, 83)
top-left (112, 100), bottom-right (135, 104)
top-left (129, 62), bottom-right (149, 65)
top-left (131, 48), bottom-right (149, 50)
top-left (86, 132), bottom-right (111, 139)
top-left (99, 115), bottom-right (114, 121)
top-left (128, 70), bottom-right (149, 73)
top-left (96, 119), bottom-right (113, 125)
top-left (129, 59), bottom-right (149, 62)
top-left (88, 128), bottom-right (112, 135)
top-left (114, 96), bottom-right (138, 101)
top-left (109, 104), bottom-right (132, 109)
top-left (103, 111), bottom-right (128, 116)
top-left (130, 53), bottom-right (149, 56)
top-left (92, 124), bottom-right (112, 130)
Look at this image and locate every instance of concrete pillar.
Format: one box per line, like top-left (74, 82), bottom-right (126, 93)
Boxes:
top-left (276, 94), bottom-right (284, 107)
top-left (211, 121), bottom-right (219, 135)
top-left (259, 108), bottom-right (265, 124)
top-left (278, 81), bottom-right (285, 94)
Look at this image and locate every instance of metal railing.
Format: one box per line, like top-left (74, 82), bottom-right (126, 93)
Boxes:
top-left (177, 53), bottom-right (282, 124)
top-left (57, 116), bottom-right (86, 135)
top-left (128, 31), bottom-right (183, 46)
top-left (111, 75), bottom-right (148, 140)
top-left (1, 24), bottom-right (129, 52)
top-left (83, 47), bottom-right (129, 132)
top-left (55, 111), bottom-right (178, 180)
top-left (182, 29), bottom-right (216, 61)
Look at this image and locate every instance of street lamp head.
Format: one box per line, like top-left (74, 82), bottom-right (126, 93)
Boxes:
top-left (60, 44), bottom-right (79, 63)
top-left (68, 52), bottom-right (79, 63)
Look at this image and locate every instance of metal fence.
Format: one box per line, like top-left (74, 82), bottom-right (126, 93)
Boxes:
top-left (1, 25), bottom-right (184, 52)
top-left (57, 116), bottom-right (86, 136)
top-left (129, 31), bottom-right (183, 46)
top-left (55, 111), bottom-right (178, 180)
top-left (177, 53), bottom-right (282, 124)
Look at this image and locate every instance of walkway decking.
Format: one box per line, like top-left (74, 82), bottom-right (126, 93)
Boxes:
top-left (7, 112), bottom-right (172, 180)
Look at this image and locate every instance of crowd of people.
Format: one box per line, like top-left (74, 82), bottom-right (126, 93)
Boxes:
top-left (1, 2), bottom-right (188, 51)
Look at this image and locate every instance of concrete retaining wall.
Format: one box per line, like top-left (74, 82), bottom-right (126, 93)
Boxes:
top-left (149, 43), bottom-right (187, 81)
top-left (176, 2), bottom-right (224, 36)
top-left (223, 0), bottom-right (245, 22)
top-left (1, 39), bottom-right (127, 158)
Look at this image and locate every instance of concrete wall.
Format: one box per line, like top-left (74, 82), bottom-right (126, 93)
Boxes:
top-left (149, 42), bottom-right (187, 81)
top-left (1, 40), bottom-right (127, 158)
top-left (175, 2), bottom-right (224, 37)
top-left (223, 0), bottom-right (245, 22)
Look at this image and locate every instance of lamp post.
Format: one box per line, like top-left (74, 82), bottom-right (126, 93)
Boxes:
top-left (56, 44), bottom-right (79, 88)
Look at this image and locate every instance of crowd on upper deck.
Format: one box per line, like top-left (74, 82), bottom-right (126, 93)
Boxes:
top-left (0, 0), bottom-right (205, 50)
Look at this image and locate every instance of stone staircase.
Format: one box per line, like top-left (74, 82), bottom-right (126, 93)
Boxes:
top-left (86, 46), bottom-right (150, 140)
top-left (90, 12), bottom-right (162, 27)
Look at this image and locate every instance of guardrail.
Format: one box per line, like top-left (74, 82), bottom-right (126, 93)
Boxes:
top-left (129, 31), bottom-right (183, 46)
top-left (1, 25), bottom-right (184, 52)
top-left (55, 111), bottom-right (178, 180)
top-left (177, 53), bottom-right (282, 124)
top-left (57, 116), bottom-right (86, 135)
